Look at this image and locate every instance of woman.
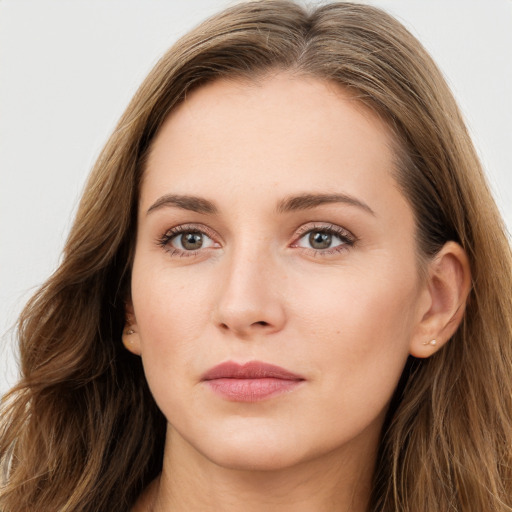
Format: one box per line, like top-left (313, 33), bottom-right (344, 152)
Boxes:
top-left (1, 1), bottom-right (511, 511)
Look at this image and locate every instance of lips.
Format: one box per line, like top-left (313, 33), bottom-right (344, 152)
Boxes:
top-left (201, 361), bottom-right (305, 402)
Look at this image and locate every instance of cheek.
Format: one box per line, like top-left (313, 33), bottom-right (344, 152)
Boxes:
top-left (290, 261), bottom-right (419, 406)
top-left (133, 250), bottom-right (214, 331)
top-left (294, 262), bottom-right (418, 334)
top-left (130, 271), bottom-right (213, 433)
top-left (130, 262), bottom-right (215, 388)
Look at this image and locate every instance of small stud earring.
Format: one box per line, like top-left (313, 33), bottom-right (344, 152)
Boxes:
top-left (126, 328), bottom-right (135, 335)
top-left (422, 339), bottom-right (437, 346)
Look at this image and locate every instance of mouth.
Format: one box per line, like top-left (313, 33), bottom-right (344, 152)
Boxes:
top-left (201, 361), bottom-right (306, 402)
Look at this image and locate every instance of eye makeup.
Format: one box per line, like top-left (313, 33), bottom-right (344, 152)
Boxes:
top-left (291, 222), bottom-right (356, 257)
top-left (156, 223), bottom-right (220, 258)
top-left (155, 221), bottom-right (357, 259)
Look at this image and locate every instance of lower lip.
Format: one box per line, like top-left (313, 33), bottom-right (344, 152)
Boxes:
top-left (204, 378), bottom-right (303, 402)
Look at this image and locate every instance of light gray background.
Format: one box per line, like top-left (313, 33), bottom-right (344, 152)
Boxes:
top-left (1, 0), bottom-right (511, 395)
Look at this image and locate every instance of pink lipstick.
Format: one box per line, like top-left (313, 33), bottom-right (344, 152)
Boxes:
top-left (201, 361), bottom-right (305, 402)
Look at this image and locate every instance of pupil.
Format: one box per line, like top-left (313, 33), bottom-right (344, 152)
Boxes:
top-left (182, 232), bottom-right (203, 250)
top-left (309, 231), bottom-right (332, 249)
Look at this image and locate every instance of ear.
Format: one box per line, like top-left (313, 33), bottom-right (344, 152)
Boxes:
top-left (122, 299), bottom-right (142, 356)
top-left (409, 241), bottom-right (471, 358)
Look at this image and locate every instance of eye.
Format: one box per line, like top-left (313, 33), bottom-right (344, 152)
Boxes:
top-left (293, 224), bottom-right (355, 253)
top-left (157, 224), bottom-right (219, 256)
top-left (304, 231), bottom-right (336, 250)
top-left (171, 231), bottom-right (214, 251)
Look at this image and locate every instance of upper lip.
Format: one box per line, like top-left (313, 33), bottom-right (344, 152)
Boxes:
top-left (201, 361), bottom-right (305, 381)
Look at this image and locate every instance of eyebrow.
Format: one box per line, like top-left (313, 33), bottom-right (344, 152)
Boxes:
top-left (276, 193), bottom-right (375, 216)
top-left (146, 192), bottom-right (375, 216)
top-left (147, 194), bottom-right (218, 215)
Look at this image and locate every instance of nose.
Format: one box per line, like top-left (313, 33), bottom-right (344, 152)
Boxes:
top-left (212, 245), bottom-right (287, 338)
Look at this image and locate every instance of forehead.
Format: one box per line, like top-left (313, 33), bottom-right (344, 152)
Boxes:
top-left (141, 73), bottom-right (401, 215)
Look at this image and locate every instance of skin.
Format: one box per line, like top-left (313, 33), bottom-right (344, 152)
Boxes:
top-left (124, 73), bottom-right (471, 512)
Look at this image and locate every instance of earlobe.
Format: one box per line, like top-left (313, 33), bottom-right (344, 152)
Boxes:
top-left (122, 300), bottom-right (142, 356)
top-left (409, 241), bottom-right (471, 358)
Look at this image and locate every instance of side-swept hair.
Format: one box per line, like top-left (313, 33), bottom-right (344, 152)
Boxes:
top-left (1, 2), bottom-right (511, 510)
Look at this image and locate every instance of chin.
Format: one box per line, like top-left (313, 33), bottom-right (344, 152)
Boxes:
top-left (206, 443), bottom-right (305, 472)
top-left (186, 424), bottom-right (312, 472)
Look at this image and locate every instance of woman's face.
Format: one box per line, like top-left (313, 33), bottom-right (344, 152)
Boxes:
top-left (128, 73), bottom-right (431, 471)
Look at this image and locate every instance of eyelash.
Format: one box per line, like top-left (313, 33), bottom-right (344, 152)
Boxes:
top-left (156, 222), bottom-right (356, 258)
top-left (156, 223), bottom-right (218, 258)
top-left (291, 223), bottom-right (356, 256)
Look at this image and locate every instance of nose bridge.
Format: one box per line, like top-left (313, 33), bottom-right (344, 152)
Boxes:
top-left (213, 236), bottom-right (286, 336)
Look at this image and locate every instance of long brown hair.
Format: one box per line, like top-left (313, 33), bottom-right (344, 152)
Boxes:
top-left (1, 1), bottom-right (511, 510)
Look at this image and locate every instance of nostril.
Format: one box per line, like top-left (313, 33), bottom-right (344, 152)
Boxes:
top-left (217, 319), bottom-right (272, 334)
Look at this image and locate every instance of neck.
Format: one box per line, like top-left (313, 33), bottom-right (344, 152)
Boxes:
top-left (142, 424), bottom-right (377, 512)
